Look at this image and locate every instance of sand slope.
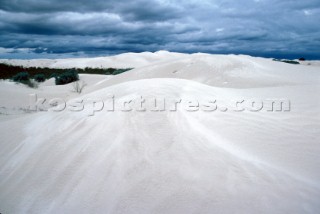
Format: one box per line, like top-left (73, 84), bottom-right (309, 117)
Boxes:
top-left (0, 52), bottom-right (319, 214)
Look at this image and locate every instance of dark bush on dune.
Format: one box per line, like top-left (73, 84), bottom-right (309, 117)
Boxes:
top-left (55, 70), bottom-right (79, 85)
top-left (0, 63), bottom-right (132, 80)
top-left (273, 59), bottom-right (300, 65)
top-left (113, 68), bottom-right (131, 75)
top-left (11, 71), bottom-right (38, 88)
top-left (282, 60), bottom-right (300, 65)
top-left (105, 68), bottom-right (117, 75)
top-left (49, 73), bottom-right (58, 79)
top-left (34, 73), bottom-right (46, 82)
top-left (12, 72), bottom-right (30, 82)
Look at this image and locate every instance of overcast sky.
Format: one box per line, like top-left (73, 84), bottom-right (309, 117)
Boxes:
top-left (0, 0), bottom-right (319, 59)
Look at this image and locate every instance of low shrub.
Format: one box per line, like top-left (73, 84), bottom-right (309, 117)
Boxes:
top-left (11, 71), bottom-right (38, 88)
top-left (282, 60), bottom-right (300, 65)
top-left (113, 68), bottom-right (131, 75)
top-left (55, 70), bottom-right (79, 85)
top-left (25, 80), bottom-right (38, 88)
top-left (12, 72), bottom-right (30, 82)
top-left (49, 73), bottom-right (58, 79)
top-left (34, 73), bottom-right (46, 82)
top-left (0, 63), bottom-right (132, 80)
top-left (273, 59), bottom-right (300, 65)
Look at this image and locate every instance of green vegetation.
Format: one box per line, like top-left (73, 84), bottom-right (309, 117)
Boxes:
top-left (55, 71), bottom-right (79, 85)
top-left (113, 69), bottom-right (130, 75)
top-left (281, 60), bottom-right (300, 65)
top-left (12, 71), bottom-right (30, 82)
top-left (0, 63), bottom-right (132, 80)
top-left (33, 73), bottom-right (46, 82)
top-left (273, 59), bottom-right (300, 64)
top-left (49, 73), bottom-right (58, 78)
top-left (11, 71), bottom-right (38, 88)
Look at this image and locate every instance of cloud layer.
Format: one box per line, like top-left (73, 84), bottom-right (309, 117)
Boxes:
top-left (0, 0), bottom-right (319, 59)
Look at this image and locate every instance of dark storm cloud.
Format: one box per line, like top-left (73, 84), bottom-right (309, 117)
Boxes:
top-left (0, 0), bottom-right (319, 59)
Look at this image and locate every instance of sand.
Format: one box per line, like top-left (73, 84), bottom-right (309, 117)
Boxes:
top-left (0, 52), bottom-right (319, 214)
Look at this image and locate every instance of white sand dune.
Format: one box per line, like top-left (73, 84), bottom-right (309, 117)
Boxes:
top-left (0, 52), bottom-right (319, 213)
top-left (0, 51), bottom-right (186, 69)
